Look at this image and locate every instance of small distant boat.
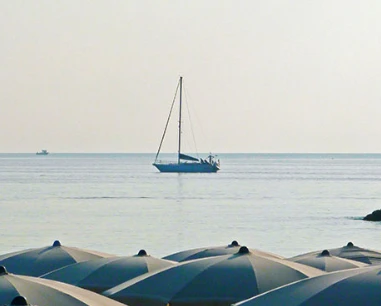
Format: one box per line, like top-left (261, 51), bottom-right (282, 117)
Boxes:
top-left (153, 76), bottom-right (220, 173)
top-left (36, 149), bottom-right (49, 155)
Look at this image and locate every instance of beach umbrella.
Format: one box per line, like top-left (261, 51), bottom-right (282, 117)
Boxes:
top-left (104, 246), bottom-right (323, 306)
top-left (290, 242), bottom-right (381, 265)
top-left (328, 242), bottom-right (381, 264)
top-left (41, 249), bottom-right (176, 293)
top-left (0, 240), bottom-right (113, 277)
top-left (0, 266), bottom-right (126, 306)
top-left (162, 240), bottom-right (283, 262)
top-left (288, 249), bottom-right (368, 272)
top-left (233, 265), bottom-right (381, 306)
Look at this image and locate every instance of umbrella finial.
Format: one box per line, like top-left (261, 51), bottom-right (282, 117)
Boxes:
top-left (229, 240), bottom-right (240, 247)
top-left (347, 242), bottom-right (354, 247)
top-left (321, 250), bottom-right (330, 256)
top-left (137, 249), bottom-right (148, 256)
top-left (53, 240), bottom-right (61, 247)
top-left (0, 265), bottom-right (8, 275)
top-left (238, 246), bottom-right (250, 254)
top-left (10, 296), bottom-right (30, 305)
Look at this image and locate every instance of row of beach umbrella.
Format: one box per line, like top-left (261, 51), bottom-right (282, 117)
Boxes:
top-left (1, 240), bottom-right (381, 305)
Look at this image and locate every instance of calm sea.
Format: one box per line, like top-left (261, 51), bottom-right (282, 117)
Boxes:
top-left (1, 153), bottom-right (381, 259)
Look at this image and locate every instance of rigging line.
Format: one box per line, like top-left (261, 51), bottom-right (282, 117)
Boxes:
top-left (154, 80), bottom-right (180, 162)
top-left (186, 84), bottom-right (210, 154)
top-left (183, 82), bottom-right (199, 158)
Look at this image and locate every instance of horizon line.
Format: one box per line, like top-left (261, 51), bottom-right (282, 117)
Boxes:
top-left (1, 152), bottom-right (381, 155)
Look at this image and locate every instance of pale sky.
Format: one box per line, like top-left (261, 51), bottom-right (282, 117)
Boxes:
top-left (1, 1), bottom-right (381, 153)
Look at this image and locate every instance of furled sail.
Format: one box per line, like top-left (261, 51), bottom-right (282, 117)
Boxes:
top-left (179, 153), bottom-right (199, 162)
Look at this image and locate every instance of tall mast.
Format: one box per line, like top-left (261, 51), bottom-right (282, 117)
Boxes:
top-left (178, 76), bottom-right (183, 164)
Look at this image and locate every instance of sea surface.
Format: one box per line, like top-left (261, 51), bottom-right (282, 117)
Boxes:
top-left (1, 153), bottom-right (381, 259)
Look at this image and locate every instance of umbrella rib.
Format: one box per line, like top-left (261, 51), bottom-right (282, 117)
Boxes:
top-left (246, 255), bottom-right (261, 293)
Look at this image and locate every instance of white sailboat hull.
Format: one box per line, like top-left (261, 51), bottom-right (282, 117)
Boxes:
top-left (153, 162), bottom-right (219, 173)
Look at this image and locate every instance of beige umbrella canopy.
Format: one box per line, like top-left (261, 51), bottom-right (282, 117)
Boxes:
top-left (290, 242), bottom-right (381, 265)
top-left (288, 249), bottom-right (368, 272)
top-left (104, 246), bottom-right (323, 306)
top-left (233, 265), bottom-right (381, 306)
top-left (0, 240), bottom-right (114, 277)
top-left (162, 240), bottom-right (283, 262)
top-left (42, 249), bottom-right (176, 293)
top-left (0, 266), bottom-right (126, 306)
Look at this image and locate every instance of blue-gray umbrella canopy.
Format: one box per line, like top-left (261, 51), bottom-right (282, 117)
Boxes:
top-left (290, 242), bottom-right (381, 265)
top-left (105, 246), bottom-right (323, 306)
top-left (163, 240), bottom-right (283, 262)
top-left (288, 249), bottom-right (368, 272)
top-left (42, 249), bottom-right (176, 293)
top-left (233, 265), bottom-right (381, 306)
top-left (0, 240), bottom-right (113, 277)
top-left (0, 266), bottom-right (126, 306)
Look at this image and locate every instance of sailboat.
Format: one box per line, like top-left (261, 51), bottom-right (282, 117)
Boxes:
top-left (153, 76), bottom-right (220, 173)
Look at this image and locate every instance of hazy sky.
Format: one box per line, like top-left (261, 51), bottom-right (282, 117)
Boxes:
top-left (1, 1), bottom-right (381, 153)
